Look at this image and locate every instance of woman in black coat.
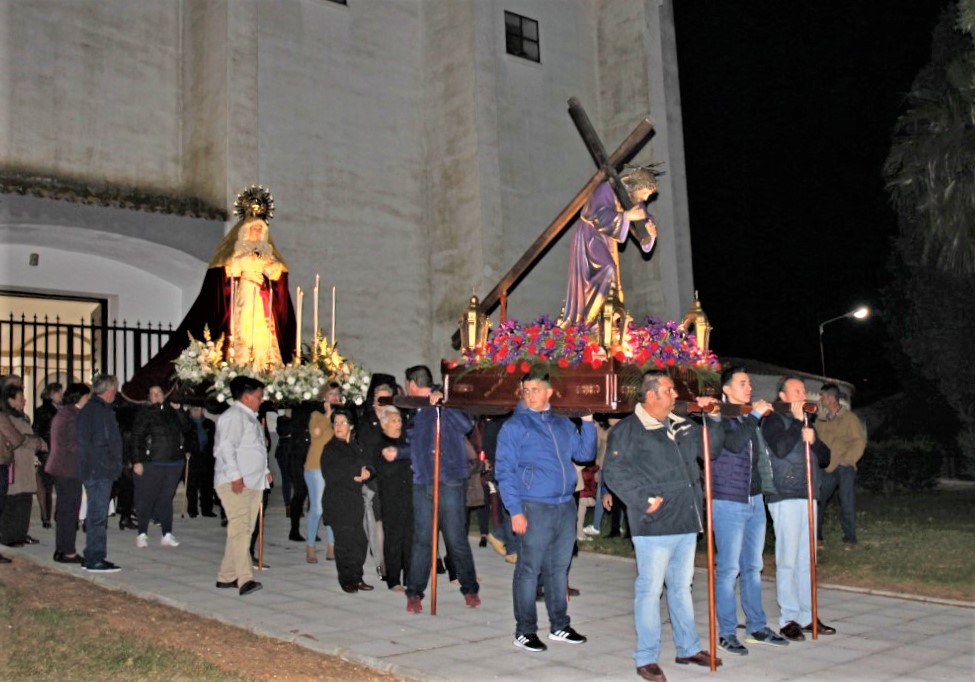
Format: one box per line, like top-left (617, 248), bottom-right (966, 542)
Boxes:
top-left (321, 408), bottom-right (375, 593)
top-left (373, 406), bottom-right (413, 591)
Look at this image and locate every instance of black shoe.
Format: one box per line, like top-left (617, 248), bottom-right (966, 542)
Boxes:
top-left (251, 557), bottom-right (270, 570)
top-left (239, 580), bottom-right (262, 596)
top-left (221, 518), bottom-right (228, 527)
top-left (567, 587), bottom-right (581, 597)
top-left (288, 531), bottom-right (305, 542)
top-left (341, 583), bottom-right (359, 593)
top-left (2, 541), bottom-right (24, 548)
top-left (24, 536), bottom-right (39, 545)
top-left (479, 536), bottom-right (488, 548)
top-left (42, 521), bottom-right (52, 529)
top-left (216, 579), bottom-right (239, 589)
top-left (0, 554), bottom-right (11, 564)
top-left (83, 560), bottom-right (121, 573)
top-left (119, 517), bottom-right (137, 530)
top-left (356, 581), bottom-right (374, 591)
top-left (201, 512), bottom-right (217, 518)
top-left (780, 621), bottom-right (806, 642)
top-left (436, 558), bottom-right (446, 575)
top-left (801, 619), bottom-right (837, 635)
top-left (513, 633), bottom-right (547, 652)
top-left (188, 512), bottom-right (198, 518)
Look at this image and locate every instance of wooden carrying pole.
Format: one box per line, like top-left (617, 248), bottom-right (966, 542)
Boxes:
top-left (804, 414), bottom-right (818, 638)
top-left (701, 419), bottom-right (718, 672)
top-left (257, 500), bottom-right (265, 574)
top-left (429, 407), bottom-right (442, 615)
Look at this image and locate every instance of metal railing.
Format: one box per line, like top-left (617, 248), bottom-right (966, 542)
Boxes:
top-left (0, 313), bottom-right (173, 414)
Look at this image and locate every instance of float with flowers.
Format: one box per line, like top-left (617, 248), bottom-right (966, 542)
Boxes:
top-left (441, 291), bottom-right (720, 416)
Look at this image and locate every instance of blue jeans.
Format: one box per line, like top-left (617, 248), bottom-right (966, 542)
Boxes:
top-left (712, 495), bottom-right (768, 636)
top-left (632, 534), bottom-right (701, 667)
top-left (591, 479), bottom-right (609, 528)
top-left (513, 500), bottom-right (576, 636)
top-left (768, 499), bottom-right (816, 627)
top-left (83, 477), bottom-right (114, 566)
top-left (818, 465), bottom-right (857, 544)
top-left (407, 480), bottom-right (478, 598)
top-left (304, 468), bottom-right (334, 546)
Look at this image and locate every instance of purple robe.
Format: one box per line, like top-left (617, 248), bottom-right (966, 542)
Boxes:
top-left (563, 182), bottom-right (633, 326)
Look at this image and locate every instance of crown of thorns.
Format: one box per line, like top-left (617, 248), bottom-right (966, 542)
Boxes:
top-left (233, 185), bottom-right (275, 221)
top-left (621, 163), bottom-right (665, 192)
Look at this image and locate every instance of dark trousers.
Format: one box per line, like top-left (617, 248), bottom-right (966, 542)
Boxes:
top-left (250, 488), bottom-right (270, 558)
top-left (333, 519), bottom-right (369, 587)
top-left (288, 452), bottom-right (308, 534)
top-left (54, 476), bottom-right (83, 555)
top-left (513, 499), bottom-right (576, 636)
top-left (0, 464), bottom-right (7, 519)
top-left (83, 477), bottom-right (113, 566)
top-left (0, 493), bottom-right (33, 545)
top-left (275, 439), bottom-right (293, 507)
top-left (36, 468), bottom-right (54, 523)
top-left (407, 480), bottom-right (478, 599)
top-left (818, 465), bottom-right (858, 544)
top-left (381, 490), bottom-right (413, 588)
top-left (114, 469), bottom-right (135, 520)
top-left (186, 454), bottom-right (215, 515)
top-left (134, 463), bottom-right (184, 535)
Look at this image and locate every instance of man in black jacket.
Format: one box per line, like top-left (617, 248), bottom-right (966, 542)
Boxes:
top-left (602, 371), bottom-right (722, 682)
top-left (186, 406), bottom-right (217, 517)
top-left (761, 376), bottom-right (835, 641)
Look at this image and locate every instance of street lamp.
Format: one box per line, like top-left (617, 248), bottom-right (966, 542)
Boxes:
top-left (818, 306), bottom-right (870, 376)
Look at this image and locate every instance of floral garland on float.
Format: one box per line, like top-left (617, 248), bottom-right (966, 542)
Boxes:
top-left (173, 325), bottom-right (371, 406)
top-left (445, 290), bottom-right (720, 413)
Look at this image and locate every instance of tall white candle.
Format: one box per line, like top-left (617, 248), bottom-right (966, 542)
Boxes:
top-left (313, 274), bottom-right (320, 346)
top-left (330, 285), bottom-right (336, 345)
top-left (295, 286), bottom-right (303, 361)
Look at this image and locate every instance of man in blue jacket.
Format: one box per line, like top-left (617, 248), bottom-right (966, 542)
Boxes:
top-left (402, 365), bottom-right (479, 613)
top-left (77, 374), bottom-right (125, 573)
top-left (495, 369), bottom-right (596, 653)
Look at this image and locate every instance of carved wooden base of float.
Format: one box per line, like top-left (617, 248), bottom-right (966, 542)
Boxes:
top-left (441, 361), bottom-right (710, 416)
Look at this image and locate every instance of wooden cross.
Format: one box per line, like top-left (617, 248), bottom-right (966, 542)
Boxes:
top-left (452, 99), bottom-right (655, 348)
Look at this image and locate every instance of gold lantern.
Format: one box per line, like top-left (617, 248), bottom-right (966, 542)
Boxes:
top-left (599, 285), bottom-right (628, 350)
top-left (459, 292), bottom-right (491, 352)
top-left (681, 290), bottom-right (712, 352)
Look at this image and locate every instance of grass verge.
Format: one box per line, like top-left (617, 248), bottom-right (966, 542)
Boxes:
top-left (579, 488), bottom-right (975, 602)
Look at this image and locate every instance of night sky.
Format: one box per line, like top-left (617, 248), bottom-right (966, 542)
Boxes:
top-left (672, 2), bottom-right (947, 402)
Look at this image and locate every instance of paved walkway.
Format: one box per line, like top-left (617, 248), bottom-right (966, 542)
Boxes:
top-left (10, 499), bottom-right (974, 682)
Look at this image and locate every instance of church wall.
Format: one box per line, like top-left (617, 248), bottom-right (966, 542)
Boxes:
top-left (0, 0), bottom-right (184, 193)
top-left (254, 0), bottom-right (429, 372)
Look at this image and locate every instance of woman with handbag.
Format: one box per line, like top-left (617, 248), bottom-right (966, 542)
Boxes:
top-left (0, 384), bottom-right (47, 547)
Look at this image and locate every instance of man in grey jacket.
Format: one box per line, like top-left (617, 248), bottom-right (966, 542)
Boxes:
top-left (603, 371), bottom-right (722, 682)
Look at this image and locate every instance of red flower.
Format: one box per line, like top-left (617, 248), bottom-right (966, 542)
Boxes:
top-left (613, 350), bottom-right (627, 363)
top-left (666, 357), bottom-right (676, 366)
top-left (519, 360), bottom-right (532, 373)
top-left (591, 358), bottom-right (603, 370)
top-left (505, 363), bottom-right (517, 374)
top-left (654, 358), bottom-right (665, 368)
top-left (447, 360), bottom-right (458, 369)
top-left (650, 341), bottom-right (660, 351)
top-left (527, 345), bottom-right (538, 355)
top-left (557, 357), bottom-right (570, 368)
top-left (544, 338), bottom-right (556, 350)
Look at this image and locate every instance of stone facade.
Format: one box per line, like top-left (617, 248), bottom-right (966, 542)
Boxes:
top-left (0, 0), bottom-right (694, 374)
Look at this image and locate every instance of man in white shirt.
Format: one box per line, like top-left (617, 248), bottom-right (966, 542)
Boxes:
top-left (214, 376), bottom-right (271, 596)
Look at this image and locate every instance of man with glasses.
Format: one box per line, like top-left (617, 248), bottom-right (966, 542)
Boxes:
top-left (495, 369), bottom-right (596, 653)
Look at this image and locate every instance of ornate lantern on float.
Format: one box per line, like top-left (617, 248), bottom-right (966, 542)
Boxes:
top-left (599, 285), bottom-right (628, 350)
top-left (680, 290), bottom-right (712, 353)
top-left (459, 292), bottom-right (491, 353)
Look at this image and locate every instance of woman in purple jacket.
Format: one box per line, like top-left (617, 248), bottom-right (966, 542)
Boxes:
top-left (44, 383), bottom-right (91, 563)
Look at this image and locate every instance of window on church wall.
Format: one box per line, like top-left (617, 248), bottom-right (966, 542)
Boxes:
top-left (505, 11), bottom-right (540, 63)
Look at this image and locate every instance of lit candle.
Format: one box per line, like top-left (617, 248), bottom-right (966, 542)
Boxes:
top-left (295, 286), bottom-right (303, 362)
top-left (330, 285), bottom-right (336, 345)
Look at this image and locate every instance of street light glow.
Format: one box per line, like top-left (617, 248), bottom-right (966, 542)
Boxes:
top-left (819, 306), bottom-right (871, 376)
top-left (852, 306), bottom-right (869, 320)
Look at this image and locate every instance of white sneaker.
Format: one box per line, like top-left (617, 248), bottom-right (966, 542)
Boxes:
top-left (582, 524), bottom-right (600, 536)
top-left (135, 533), bottom-right (148, 548)
top-left (160, 533), bottom-right (180, 548)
